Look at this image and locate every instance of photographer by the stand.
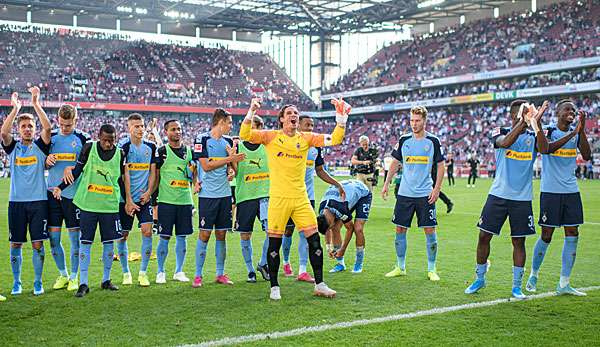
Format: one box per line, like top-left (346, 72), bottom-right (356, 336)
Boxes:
top-left (351, 135), bottom-right (379, 192)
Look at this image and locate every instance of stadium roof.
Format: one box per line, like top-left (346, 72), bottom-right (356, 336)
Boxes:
top-left (3, 0), bottom-right (512, 35)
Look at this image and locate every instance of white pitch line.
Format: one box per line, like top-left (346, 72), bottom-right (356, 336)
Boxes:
top-left (182, 286), bottom-right (600, 347)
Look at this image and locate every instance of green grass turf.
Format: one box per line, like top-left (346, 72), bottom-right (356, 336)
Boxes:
top-left (0, 177), bottom-right (599, 346)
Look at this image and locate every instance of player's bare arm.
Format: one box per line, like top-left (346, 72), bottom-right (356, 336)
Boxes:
top-left (576, 111), bottom-right (592, 160)
top-left (1, 92), bottom-right (20, 146)
top-left (382, 158), bottom-right (400, 200)
top-left (29, 86), bottom-right (52, 145)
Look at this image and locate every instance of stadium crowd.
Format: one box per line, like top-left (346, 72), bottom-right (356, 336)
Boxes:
top-left (328, 0), bottom-right (600, 93)
top-left (0, 25), bottom-right (315, 110)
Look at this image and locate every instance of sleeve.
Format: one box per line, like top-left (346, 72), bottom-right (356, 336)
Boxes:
top-left (544, 126), bottom-right (555, 140)
top-left (239, 121), bottom-right (274, 145)
top-left (155, 146), bottom-right (166, 169)
top-left (352, 147), bottom-right (361, 157)
top-left (492, 127), bottom-right (510, 149)
top-left (315, 147), bottom-right (325, 167)
top-left (391, 138), bottom-right (404, 162)
top-left (75, 131), bottom-right (91, 146)
top-left (193, 135), bottom-right (209, 160)
top-left (58, 145), bottom-right (90, 190)
top-left (307, 125), bottom-right (345, 147)
top-left (431, 137), bottom-right (444, 163)
top-left (149, 143), bottom-right (158, 164)
top-left (120, 149), bottom-right (126, 175)
top-left (1, 138), bottom-right (16, 155)
top-left (77, 142), bottom-right (92, 165)
top-left (35, 137), bottom-right (51, 155)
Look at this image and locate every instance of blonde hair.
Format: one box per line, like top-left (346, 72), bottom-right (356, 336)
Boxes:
top-left (410, 106), bottom-right (428, 119)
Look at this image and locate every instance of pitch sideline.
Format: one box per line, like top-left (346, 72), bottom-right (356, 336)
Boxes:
top-left (182, 286), bottom-right (600, 346)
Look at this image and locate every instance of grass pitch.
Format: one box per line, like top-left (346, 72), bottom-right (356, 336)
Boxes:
top-left (0, 177), bottom-right (599, 346)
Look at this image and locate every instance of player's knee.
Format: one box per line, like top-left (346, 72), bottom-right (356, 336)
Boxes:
top-left (215, 230), bottom-right (226, 241)
top-left (540, 229), bottom-right (554, 243)
top-left (240, 232), bottom-right (251, 241)
top-left (10, 242), bottom-right (22, 249)
top-left (478, 230), bottom-right (493, 243)
top-left (423, 227), bottom-right (436, 234)
top-left (159, 236), bottom-right (170, 241)
top-left (141, 228), bottom-right (153, 238)
top-left (511, 236), bottom-right (526, 248)
top-left (395, 226), bottom-right (407, 234)
top-left (199, 230), bottom-right (211, 242)
top-left (120, 232), bottom-right (129, 242)
top-left (284, 227), bottom-right (294, 237)
top-left (306, 232), bottom-right (321, 249)
top-left (564, 227), bottom-right (579, 237)
top-left (32, 241), bottom-right (43, 250)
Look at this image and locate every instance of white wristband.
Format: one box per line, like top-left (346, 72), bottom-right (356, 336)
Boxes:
top-left (244, 110), bottom-right (254, 122)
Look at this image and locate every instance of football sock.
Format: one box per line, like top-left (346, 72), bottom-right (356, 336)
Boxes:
top-left (102, 242), bottom-right (114, 282)
top-left (49, 232), bottom-right (67, 276)
top-left (307, 233), bottom-right (324, 284)
top-left (215, 239), bottom-right (226, 276)
top-left (267, 237), bottom-right (282, 287)
top-left (240, 238), bottom-right (254, 273)
top-left (68, 230), bottom-right (80, 280)
top-left (195, 239), bottom-right (207, 277)
top-left (32, 246), bottom-right (45, 284)
top-left (79, 242), bottom-right (92, 285)
top-left (282, 234), bottom-right (292, 264)
top-left (530, 238), bottom-right (549, 277)
top-left (395, 233), bottom-right (407, 270)
top-left (10, 247), bottom-right (22, 284)
top-left (560, 236), bottom-right (578, 287)
top-left (117, 240), bottom-right (130, 274)
top-left (175, 236), bottom-right (187, 273)
top-left (156, 237), bottom-right (169, 274)
top-left (425, 232), bottom-right (438, 272)
top-left (140, 235), bottom-right (152, 273)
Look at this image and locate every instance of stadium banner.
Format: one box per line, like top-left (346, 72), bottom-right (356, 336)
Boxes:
top-left (310, 81), bottom-right (600, 117)
top-left (320, 82), bottom-right (407, 100)
top-left (321, 56), bottom-right (600, 100)
top-left (421, 56), bottom-right (600, 88)
top-left (0, 100), bottom-right (280, 116)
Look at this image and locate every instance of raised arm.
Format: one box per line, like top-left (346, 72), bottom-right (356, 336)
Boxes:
top-left (529, 101), bottom-right (549, 154)
top-left (239, 98), bottom-right (275, 145)
top-left (570, 110), bottom-right (591, 161)
top-left (29, 86), bottom-right (52, 145)
top-left (1, 92), bottom-right (20, 146)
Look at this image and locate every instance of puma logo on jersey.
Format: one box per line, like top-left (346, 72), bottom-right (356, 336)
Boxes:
top-left (248, 158), bottom-right (262, 168)
top-left (96, 169), bottom-right (111, 182)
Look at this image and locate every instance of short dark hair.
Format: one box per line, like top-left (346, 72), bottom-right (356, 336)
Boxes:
top-left (317, 214), bottom-right (329, 235)
top-left (556, 99), bottom-right (574, 110)
top-left (127, 113), bottom-right (143, 122)
top-left (509, 99), bottom-right (528, 117)
top-left (163, 119), bottom-right (179, 130)
top-left (299, 115), bottom-right (311, 122)
top-left (99, 124), bottom-right (116, 136)
top-left (17, 113), bottom-right (35, 125)
top-left (58, 104), bottom-right (77, 120)
top-left (212, 108), bottom-right (231, 127)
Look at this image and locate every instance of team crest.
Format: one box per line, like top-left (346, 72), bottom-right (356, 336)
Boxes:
top-left (541, 213), bottom-right (547, 223)
top-left (478, 217), bottom-right (483, 226)
top-left (296, 142), bottom-right (300, 149)
top-left (71, 140), bottom-right (77, 148)
top-left (424, 145), bottom-right (430, 151)
top-left (525, 138), bottom-right (532, 146)
top-left (145, 150), bottom-right (150, 158)
top-left (200, 217), bottom-right (206, 227)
